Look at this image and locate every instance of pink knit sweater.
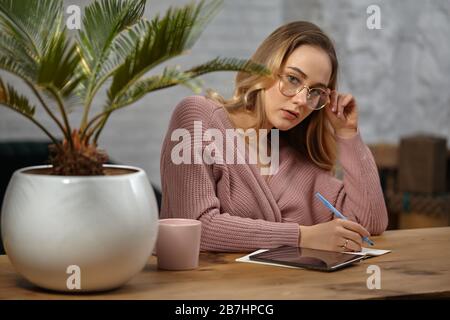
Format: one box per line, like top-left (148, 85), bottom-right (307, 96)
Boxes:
top-left (160, 95), bottom-right (388, 252)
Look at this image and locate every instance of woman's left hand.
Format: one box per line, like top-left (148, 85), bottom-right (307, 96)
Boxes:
top-left (324, 90), bottom-right (359, 138)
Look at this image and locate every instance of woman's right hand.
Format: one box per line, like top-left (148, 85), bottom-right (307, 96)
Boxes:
top-left (299, 219), bottom-right (370, 252)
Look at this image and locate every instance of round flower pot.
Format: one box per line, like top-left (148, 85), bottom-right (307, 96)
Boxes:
top-left (1, 165), bottom-right (158, 292)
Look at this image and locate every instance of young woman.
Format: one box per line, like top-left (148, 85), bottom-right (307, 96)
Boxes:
top-left (160, 21), bottom-right (388, 252)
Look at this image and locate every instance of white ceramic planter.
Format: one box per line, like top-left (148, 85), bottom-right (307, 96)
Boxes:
top-left (1, 165), bottom-right (158, 292)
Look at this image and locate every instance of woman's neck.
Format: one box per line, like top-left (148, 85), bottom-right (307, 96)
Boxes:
top-left (226, 109), bottom-right (273, 136)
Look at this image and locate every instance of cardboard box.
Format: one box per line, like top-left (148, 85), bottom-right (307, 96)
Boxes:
top-left (398, 135), bottom-right (447, 194)
top-left (399, 211), bottom-right (450, 229)
top-left (385, 191), bottom-right (450, 229)
top-left (368, 143), bottom-right (398, 170)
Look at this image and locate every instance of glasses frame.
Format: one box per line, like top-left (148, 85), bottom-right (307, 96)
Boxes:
top-left (277, 74), bottom-right (330, 111)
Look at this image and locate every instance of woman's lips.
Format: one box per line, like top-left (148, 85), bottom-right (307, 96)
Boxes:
top-left (281, 109), bottom-right (298, 120)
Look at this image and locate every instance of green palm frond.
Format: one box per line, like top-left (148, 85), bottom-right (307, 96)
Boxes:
top-left (111, 19), bottom-right (149, 59)
top-left (186, 57), bottom-right (271, 77)
top-left (110, 58), bottom-right (270, 111)
top-left (0, 77), bottom-right (59, 145)
top-left (77, 0), bottom-right (146, 128)
top-left (110, 66), bottom-right (203, 110)
top-left (0, 56), bottom-right (36, 83)
top-left (87, 55), bottom-right (269, 142)
top-left (0, 0), bottom-right (79, 104)
top-left (0, 77), bottom-right (35, 116)
top-left (0, 0), bottom-right (273, 173)
top-left (37, 30), bottom-right (84, 99)
top-left (0, 0), bottom-right (64, 59)
top-left (78, 0), bottom-right (145, 90)
top-left (99, 19), bottom-right (148, 82)
top-left (0, 33), bottom-right (36, 71)
top-left (107, 0), bottom-right (222, 104)
top-left (79, 0), bottom-right (145, 64)
top-left (0, 0), bottom-right (73, 140)
top-left (34, 29), bottom-right (85, 144)
top-left (183, 0), bottom-right (223, 49)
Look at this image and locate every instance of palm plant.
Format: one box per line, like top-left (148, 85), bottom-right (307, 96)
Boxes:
top-left (0, 0), bottom-right (269, 175)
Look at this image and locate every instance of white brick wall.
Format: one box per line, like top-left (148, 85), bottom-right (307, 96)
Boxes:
top-left (1, 0), bottom-right (449, 190)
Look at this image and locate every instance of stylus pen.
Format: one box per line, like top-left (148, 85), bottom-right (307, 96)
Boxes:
top-left (315, 192), bottom-right (375, 246)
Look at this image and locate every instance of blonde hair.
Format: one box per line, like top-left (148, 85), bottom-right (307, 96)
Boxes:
top-left (207, 21), bottom-right (339, 172)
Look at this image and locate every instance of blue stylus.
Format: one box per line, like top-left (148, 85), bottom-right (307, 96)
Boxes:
top-left (315, 192), bottom-right (374, 246)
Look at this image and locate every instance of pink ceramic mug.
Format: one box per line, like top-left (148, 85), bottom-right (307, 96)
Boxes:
top-left (156, 218), bottom-right (202, 270)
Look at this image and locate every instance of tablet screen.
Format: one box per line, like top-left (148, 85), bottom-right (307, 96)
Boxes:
top-left (249, 246), bottom-right (366, 271)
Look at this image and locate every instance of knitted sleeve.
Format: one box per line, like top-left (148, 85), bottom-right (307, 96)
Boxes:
top-left (314, 131), bottom-right (389, 235)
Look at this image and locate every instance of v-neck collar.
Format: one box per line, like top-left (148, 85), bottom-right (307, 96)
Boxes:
top-left (217, 105), bottom-right (289, 188)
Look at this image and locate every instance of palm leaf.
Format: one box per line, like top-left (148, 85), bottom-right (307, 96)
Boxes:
top-left (186, 57), bottom-right (271, 77)
top-left (110, 66), bottom-right (203, 111)
top-left (107, 0), bottom-right (222, 104)
top-left (0, 0), bottom-right (80, 100)
top-left (34, 29), bottom-right (85, 140)
top-left (37, 31), bottom-right (84, 99)
top-left (111, 58), bottom-right (269, 111)
top-left (0, 55), bottom-right (36, 83)
top-left (77, 0), bottom-right (146, 100)
top-left (79, 0), bottom-right (145, 62)
top-left (88, 55), bottom-right (269, 142)
top-left (183, 0), bottom-right (223, 49)
top-left (92, 18), bottom-right (165, 93)
top-left (97, 18), bottom-right (149, 84)
top-left (0, 76), bottom-right (60, 144)
top-left (1, 0), bottom-right (272, 156)
top-left (0, 0), bottom-right (64, 59)
top-left (0, 33), bottom-right (36, 72)
top-left (0, 77), bottom-right (35, 116)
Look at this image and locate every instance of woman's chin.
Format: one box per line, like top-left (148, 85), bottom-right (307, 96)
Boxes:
top-left (272, 119), bottom-right (299, 131)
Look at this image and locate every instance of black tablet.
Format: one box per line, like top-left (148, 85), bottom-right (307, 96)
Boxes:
top-left (249, 246), bottom-right (366, 272)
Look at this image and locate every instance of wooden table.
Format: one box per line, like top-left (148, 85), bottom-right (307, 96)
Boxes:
top-left (1, 227), bottom-right (449, 299)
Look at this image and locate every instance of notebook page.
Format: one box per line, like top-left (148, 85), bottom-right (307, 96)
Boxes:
top-left (344, 247), bottom-right (391, 256)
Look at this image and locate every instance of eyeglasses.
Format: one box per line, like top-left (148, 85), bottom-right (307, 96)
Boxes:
top-left (277, 74), bottom-right (330, 110)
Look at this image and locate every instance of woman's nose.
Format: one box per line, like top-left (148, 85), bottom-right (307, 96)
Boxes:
top-left (291, 87), bottom-right (309, 106)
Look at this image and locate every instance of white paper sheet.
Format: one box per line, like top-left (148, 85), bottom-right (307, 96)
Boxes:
top-left (343, 247), bottom-right (391, 256)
